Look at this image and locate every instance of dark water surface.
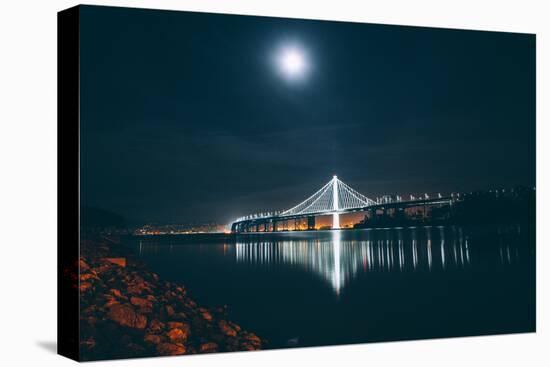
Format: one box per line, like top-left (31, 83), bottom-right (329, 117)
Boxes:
top-left (124, 226), bottom-right (535, 348)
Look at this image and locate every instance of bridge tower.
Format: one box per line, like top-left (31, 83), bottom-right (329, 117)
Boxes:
top-left (332, 175), bottom-right (340, 229)
top-left (231, 175), bottom-right (380, 233)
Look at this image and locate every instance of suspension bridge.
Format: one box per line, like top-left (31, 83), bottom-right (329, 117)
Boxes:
top-left (231, 175), bottom-right (453, 233)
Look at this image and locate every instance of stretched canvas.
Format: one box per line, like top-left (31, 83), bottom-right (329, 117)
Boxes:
top-left (58, 5), bottom-right (536, 361)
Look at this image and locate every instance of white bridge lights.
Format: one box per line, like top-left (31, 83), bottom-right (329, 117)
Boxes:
top-left (332, 175), bottom-right (340, 229)
top-left (232, 175), bottom-right (455, 233)
top-left (232, 175), bottom-right (378, 229)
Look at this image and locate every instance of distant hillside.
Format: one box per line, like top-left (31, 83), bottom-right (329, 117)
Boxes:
top-left (81, 206), bottom-right (126, 229)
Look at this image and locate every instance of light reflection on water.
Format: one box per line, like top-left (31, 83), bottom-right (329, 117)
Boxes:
top-left (135, 226), bottom-right (524, 296)
top-left (131, 225), bottom-right (533, 346)
top-left (232, 227), bottom-right (520, 295)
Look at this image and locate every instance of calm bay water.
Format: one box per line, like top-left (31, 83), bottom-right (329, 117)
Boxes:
top-left (124, 226), bottom-right (535, 348)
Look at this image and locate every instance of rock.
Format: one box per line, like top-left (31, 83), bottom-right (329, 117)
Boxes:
top-left (80, 282), bottom-right (93, 292)
top-left (166, 327), bottom-right (189, 343)
top-left (241, 343), bottom-right (257, 351)
top-left (148, 319), bottom-right (165, 333)
top-left (107, 304), bottom-right (147, 329)
top-left (144, 334), bottom-right (163, 345)
top-left (79, 258), bottom-right (90, 272)
top-left (218, 320), bottom-right (237, 337)
top-left (103, 257), bottom-right (126, 267)
top-left (199, 308), bottom-right (213, 321)
top-left (244, 333), bottom-right (262, 346)
top-left (94, 263), bottom-right (112, 274)
top-left (78, 236), bottom-right (265, 360)
top-left (110, 289), bottom-right (123, 298)
top-left (130, 296), bottom-right (152, 310)
top-left (80, 337), bottom-right (96, 350)
top-left (166, 321), bottom-right (186, 329)
top-left (127, 277), bottom-right (151, 295)
top-left (165, 305), bottom-right (175, 317)
top-left (156, 343), bottom-right (186, 356)
top-left (104, 298), bottom-right (120, 308)
top-left (228, 321), bottom-right (241, 332)
top-left (199, 342), bottom-right (219, 353)
top-left (80, 273), bottom-right (98, 281)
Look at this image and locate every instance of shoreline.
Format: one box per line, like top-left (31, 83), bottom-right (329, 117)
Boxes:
top-left (76, 234), bottom-right (264, 361)
top-left (127, 222), bottom-right (531, 239)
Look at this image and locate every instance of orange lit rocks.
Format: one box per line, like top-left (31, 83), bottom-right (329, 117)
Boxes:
top-left (102, 257), bottom-right (126, 267)
top-left (156, 342), bottom-right (186, 356)
top-left (107, 304), bottom-right (147, 329)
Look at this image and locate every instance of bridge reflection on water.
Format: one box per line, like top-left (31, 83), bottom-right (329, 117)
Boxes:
top-left (132, 225), bottom-right (532, 346)
top-left (234, 227), bottom-right (521, 295)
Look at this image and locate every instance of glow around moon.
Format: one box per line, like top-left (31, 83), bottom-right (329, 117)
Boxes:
top-left (275, 43), bottom-right (310, 82)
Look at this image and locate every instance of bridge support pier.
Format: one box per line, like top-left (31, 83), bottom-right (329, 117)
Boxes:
top-left (332, 213), bottom-right (340, 229)
top-left (307, 216), bottom-right (315, 230)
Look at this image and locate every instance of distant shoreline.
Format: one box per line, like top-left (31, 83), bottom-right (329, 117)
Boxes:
top-left (131, 222), bottom-right (530, 236)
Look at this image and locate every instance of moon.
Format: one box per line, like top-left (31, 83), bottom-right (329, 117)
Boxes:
top-left (275, 44), bottom-right (310, 82)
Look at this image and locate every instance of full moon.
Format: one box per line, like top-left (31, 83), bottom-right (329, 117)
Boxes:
top-left (275, 44), bottom-right (310, 82)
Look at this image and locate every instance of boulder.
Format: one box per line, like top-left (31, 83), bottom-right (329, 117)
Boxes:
top-left (144, 334), bottom-right (163, 345)
top-left (165, 305), bottom-right (175, 317)
top-left (199, 308), bottom-right (213, 321)
top-left (166, 321), bottom-right (186, 329)
top-left (199, 342), bottom-right (219, 353)
top-left (228, 321), bottom-right (241, 332)
top-left (110, 288), bottom-right (123, 298)
top-left (80, 273), bottom-right (98, 281)
top-left (80, 282), bottom-right (93, 293)
top-left (218, 320), bottom-right (237, 337)
top-left (244, 333), bottom-right (262, 347)
top-left (130, 296), bottom-right (152, 310)
top-left (107, 304), bottom-right (147, 329)
top-left (104, 298), bottom-right (120, 308)
top-left (148, 319), bottom-right (165, 333)
top-left (166, 327), bottom-right (189, 343)
top-left (156, 343), bottom-right (186, 356)
top-left (127, 281), bottom-right (150, 295)
top-left (79, 258), bottom-right (90, 272)
top-left (103, 257), bottom-right (126, 267)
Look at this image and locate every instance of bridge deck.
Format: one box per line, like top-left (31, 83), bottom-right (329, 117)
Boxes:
top-left (233, 197), bottom-right (453, 228)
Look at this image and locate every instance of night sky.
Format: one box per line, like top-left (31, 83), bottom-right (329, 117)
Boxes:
top-left (79, 5), bottom-right (535, 224)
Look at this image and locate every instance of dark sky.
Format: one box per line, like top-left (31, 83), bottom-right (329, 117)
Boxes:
top-left (79, 5), bottom-right (535, 224)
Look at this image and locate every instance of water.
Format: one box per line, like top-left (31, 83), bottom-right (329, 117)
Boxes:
top-left (125, 226), bottom-right (535, 348)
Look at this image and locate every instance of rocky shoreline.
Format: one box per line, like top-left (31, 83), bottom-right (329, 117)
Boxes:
top-left (74, 234), bottom-right (264, 360)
